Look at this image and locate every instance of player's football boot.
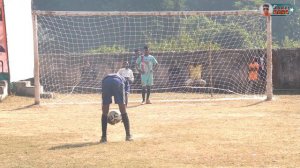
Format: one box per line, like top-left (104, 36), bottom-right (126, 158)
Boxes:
top-left (126, 135), bottom-right (133, 141)
top-left (100, 136), bottom-right (107, 144)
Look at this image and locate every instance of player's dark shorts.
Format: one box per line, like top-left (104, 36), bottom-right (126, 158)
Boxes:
top-left (102, 76), bottom-right (125, 105)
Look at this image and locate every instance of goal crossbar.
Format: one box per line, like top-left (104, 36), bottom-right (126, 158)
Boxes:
top-left (32, 10), bottom-right (260, 17)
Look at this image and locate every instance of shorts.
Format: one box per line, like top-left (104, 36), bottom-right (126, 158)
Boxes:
top-left (141, 73), bottom-right (153, 86)
top-left (102, 76), bottom-right (125, 105)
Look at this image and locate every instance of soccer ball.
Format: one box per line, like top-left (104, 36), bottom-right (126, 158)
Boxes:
top-left (198, 79), bottom-right (206, 87)
top-left (107, 110), bottom-right (122, 125)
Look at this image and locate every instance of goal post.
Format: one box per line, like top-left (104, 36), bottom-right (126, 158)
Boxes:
top-left (266, 15), bottom-right (273, 101)
top-left (32, 13), bottom-right (40, 105)
top-left (32, 10), bottom-right (273, 104)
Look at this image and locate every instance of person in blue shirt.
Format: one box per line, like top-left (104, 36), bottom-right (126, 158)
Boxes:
top-left (100, 73), bottom-right (133, 143)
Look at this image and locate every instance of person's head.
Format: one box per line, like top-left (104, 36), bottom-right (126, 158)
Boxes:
top-left (263, 4), bottom-right (270, 16)
top-left (123, 61), bottom-right (129, 69)
top-left (252, 57), bottom-right (258, 63)
top-left (134, 49), bottom-right (140, 56)
top-left (143, 45), bottom-right (149, 56)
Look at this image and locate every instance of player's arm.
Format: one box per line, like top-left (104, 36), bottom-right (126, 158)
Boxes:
top-left (153, 57), bottom-right (159, 71)
top-left (153, 63), bottom-right (159, 72)
top-left (135, 57), bottom-right (142, 73)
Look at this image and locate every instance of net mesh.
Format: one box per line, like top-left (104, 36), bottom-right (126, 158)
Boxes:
top-left (36, 12), bottom-right (267, 104)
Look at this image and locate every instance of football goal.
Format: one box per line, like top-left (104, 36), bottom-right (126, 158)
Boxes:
top-left (32, 10), bottom-right (273, 104)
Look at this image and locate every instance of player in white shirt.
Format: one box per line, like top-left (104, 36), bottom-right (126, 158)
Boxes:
top-left (117, 61), bottom-right (134, 106)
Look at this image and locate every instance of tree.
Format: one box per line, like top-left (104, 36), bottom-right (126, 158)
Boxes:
top-left (233, 0), bottom-right (264, 10)
top-left (282, 36), bottom-right (300, 48)
top-left (233, 0), bottom-right (300, 48)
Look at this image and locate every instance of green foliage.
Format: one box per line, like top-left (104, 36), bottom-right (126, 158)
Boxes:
top-left (144, 16), bottom-right (221, 52)
top-left (161, 0), bottom-right (186, 10)
top-left (144, 15), bottom-right (266, 52)
top-left (33, 0), bottom-right (188, 11)
top-left (280, 3), bottom-right (300, 48)
top-left (33, 0), bottom-right (300, 50)
top-left (234, 0), bottom-right (264, 10)
top-left (88, 45), bottom-right (126, 54)
top-left (282, 36), bottom-right (300, 48)
top-left (234, 0), bottom-right (300, 49)
top-left (146, 33), bottom-right (220, 52)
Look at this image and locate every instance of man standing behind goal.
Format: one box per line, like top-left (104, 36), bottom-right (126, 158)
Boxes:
top-left (247, 57), bottom-right (259, 94)
top-left (136, 45), bottom-right (159, 104)
top-left (130, 49), bottom-right (141, 86)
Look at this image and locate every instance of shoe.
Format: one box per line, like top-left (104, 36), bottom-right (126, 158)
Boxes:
top-left (100, 137), bottom-right (107, 144)
top-left (146, 99), bottom-right (152, 104)
top-left (141, 101), bottom-right (146, 105)
top-left (126, 135), bottom-right (133, 141)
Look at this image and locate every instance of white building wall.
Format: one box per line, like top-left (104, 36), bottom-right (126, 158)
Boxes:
top-left (4, 0), bottom-right (34, 82)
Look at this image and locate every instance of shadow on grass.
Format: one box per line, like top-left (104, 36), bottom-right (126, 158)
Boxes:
top-left (8, 104), bottom-right (37, 111)
top-left (127, 104), bottom-right (143, 109)
top-left (241, 99), bottom-right (267, 107)
top-left (48, 141), bottom-right (100, 150)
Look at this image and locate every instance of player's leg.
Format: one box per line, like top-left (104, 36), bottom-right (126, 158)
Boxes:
top-left (100, 77), bottom-right (113, 143)
top-left (141, 74), bottom-right (147, 104)
top-left (118, 104), bottom-right (133, 141)
top-left (146, 73), bottom-right (153, 104)
top-left (146, 85), bottom-right (151, 104)
top-left (246, 80), bottom-right (253, 94)
top-left (141, 86), bottom-right (146, 104)
top-left (125, 93), bottom-right (129, 107)
top-left (100, 104), bottom-right (109, 143)
top-left (133, 72), bottom-right (140, 85)
top-left (114, 81), bottom-right (133, 141)
top-left (253, 80), bottom-right (259, 94)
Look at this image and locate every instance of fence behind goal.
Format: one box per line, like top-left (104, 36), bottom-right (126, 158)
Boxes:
top-left (32, 10), bottom-right (272, 104)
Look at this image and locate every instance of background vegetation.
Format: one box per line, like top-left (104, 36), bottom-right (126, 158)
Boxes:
top-left (33, 0), bottom-right (300, 52)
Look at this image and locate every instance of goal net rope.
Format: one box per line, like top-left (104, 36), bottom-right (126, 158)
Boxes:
top-left (33, 11), bottom-right (268, 104)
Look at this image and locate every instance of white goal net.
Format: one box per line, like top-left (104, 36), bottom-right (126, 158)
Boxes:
top-left (33, 11), bottom-right (270, 104)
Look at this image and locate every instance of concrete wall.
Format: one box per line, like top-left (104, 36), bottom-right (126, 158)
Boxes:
top-left (273, 48), bottom-right (300, 89)
top-left (39, 48), bottom-right (300, 94)
top-left (39, 50), bottom-right (263, 94)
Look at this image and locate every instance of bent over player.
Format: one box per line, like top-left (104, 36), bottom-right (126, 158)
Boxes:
top-left (100, 73), bottom-right (133, 143)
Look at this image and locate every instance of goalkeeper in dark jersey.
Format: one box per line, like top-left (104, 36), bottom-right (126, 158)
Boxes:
top-left (100, 73), bottom-right (133, 143)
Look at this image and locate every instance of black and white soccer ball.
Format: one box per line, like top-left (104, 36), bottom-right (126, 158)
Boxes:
top-left (107, 110), bottom-right (122, 125)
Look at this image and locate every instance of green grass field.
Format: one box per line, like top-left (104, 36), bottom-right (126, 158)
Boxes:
top-left (0, 95), bottom-right (299, 167)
